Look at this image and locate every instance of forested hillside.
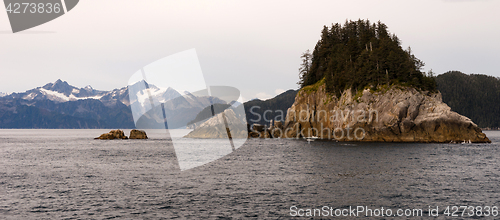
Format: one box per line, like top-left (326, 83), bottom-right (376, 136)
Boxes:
top-left (244, 89), bottom-right (298, 126)
top-left (299, 19), bottom-right (436, 97)
top-left (436, 71), bottom-right (500, 128)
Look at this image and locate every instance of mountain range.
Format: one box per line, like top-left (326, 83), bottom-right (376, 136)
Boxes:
top-left (0, 80), bottom-right (132, 128)
top-left (0, 80), bottom-right (225, 128)
top-left (2, 72), bottom-right (498, 129)
top-left (0, 80), bottom-right (283, 129)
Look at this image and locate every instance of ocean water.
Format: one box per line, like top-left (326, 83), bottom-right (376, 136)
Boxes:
top-left (1, 129), bottom-right (500, 219)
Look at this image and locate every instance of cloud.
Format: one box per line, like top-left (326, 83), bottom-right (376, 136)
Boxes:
top-left (275, 89), bottom-right (285, 95)
top-left (255, 92), bottom-right (272, 100)
top-left (237, 96), bottom-right (246, 103)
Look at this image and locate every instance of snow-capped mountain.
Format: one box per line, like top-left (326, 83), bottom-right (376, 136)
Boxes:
top-left (3, 79), bottom-right (134, 107)
top-left (128, 80), bottom-right (228, 129)
top-left (4, 79), bottom-right (227, 110)
top-left (0, 80), bottom-right (136, 128)
top-left (6, 79), bottom-right (104, 102)
top-left (0, 79), bottom-right (229, 129)
top-left (128, 81), bottom-right (183, 109)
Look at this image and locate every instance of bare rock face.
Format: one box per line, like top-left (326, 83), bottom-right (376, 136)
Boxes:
top-left (184, 109), bottom-right (247, 139)
top-left (248, 123), bottom-right (268, 138)
top-left (95, 130), bottom-right (128, 140)
top-left (270, 121), bottom-right (284, 138)
top-left (248, 121), bottom-right (285, 138)
top-left (282, 84), bottom-right (490, 143)
top-left (129, 129), bottom-right (148, 139)
top-left (252, 124), bottom-right (265, 132)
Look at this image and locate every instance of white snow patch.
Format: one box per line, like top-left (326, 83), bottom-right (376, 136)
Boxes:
top-left (39, 88), bottom-right (70, 102)
top-left (38, 88), bottom-right (104, 102)
top-left (74, 94), bottom-right (105, 101)
top-left (134, 87), bottom-right (181, 107)
top-left (22, 92), bottom-right (37, 100)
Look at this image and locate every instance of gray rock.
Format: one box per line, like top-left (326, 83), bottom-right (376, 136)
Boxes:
top-left (184, 109), bottom-right (247, 139)
top-left (283, 84), bottom-right (490, 143)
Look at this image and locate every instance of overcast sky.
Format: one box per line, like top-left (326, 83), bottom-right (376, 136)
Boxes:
top-left (0, 0), bottom-right (499, 101)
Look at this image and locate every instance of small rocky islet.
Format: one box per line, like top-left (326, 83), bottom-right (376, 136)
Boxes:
top-left (95, 129), bottom-right (148, 140)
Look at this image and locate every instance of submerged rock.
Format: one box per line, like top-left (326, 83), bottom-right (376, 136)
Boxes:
top-left (281, 84), bottom-right (490, 143)
top-left (129, 129), bottom-right (148, 139)
top-left (95, 130), bottom-right (128, 140)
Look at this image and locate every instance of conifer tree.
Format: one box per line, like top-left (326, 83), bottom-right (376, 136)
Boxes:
top-left (299, 19), bottom-right (436, 97)
top-left (298, 50), bottom-right (312, 87)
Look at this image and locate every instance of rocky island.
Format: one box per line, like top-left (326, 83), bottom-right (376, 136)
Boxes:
top-left (95, 129), bottom-right (148, 140)
top-left (266, 20), bottom-right (489, 143)
top-left (187, 19), bottom-right (490, 143)
top-left (280, 83), bottom-right (490, 143)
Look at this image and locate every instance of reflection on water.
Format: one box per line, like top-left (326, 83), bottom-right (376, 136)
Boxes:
top-left (0, 129), bottom-right (499, 218)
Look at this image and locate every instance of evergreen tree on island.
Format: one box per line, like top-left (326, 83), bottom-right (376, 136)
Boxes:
top-left (299, 19), bottom-right (436, 97)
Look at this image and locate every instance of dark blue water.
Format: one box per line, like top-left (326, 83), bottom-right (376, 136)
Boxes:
top-left (0, 130), bottom-right (499, 219)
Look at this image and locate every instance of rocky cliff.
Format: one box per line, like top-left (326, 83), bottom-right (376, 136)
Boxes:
top-left (184, 108), bottom-right (247, 139)
top-left (282, 84), bottom-right (490, 143)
